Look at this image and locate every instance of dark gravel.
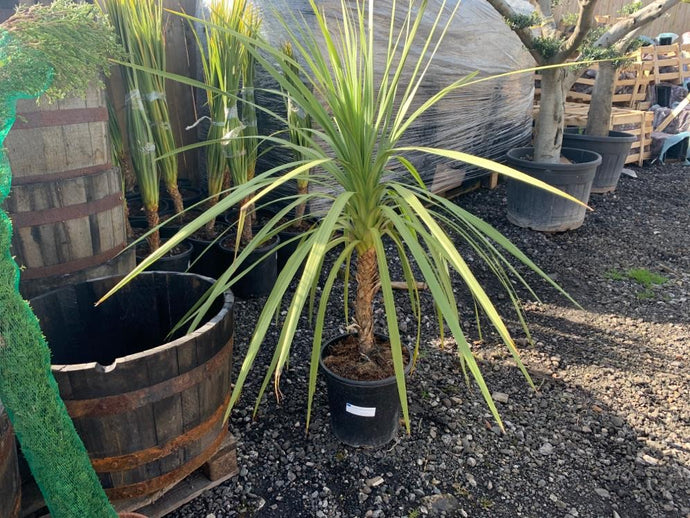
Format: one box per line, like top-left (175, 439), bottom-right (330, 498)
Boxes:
top-left (169, 161), bottom-right (690, 518)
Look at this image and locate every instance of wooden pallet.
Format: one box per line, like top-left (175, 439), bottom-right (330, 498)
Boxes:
top-left (21, 434), bottom-right (238, 518)
top-left (640, 43), bottom-right (690, 85)
top-left (533, 103), bottom-right (654, 166)
top-left (567, 61), bottom-right (654, 109)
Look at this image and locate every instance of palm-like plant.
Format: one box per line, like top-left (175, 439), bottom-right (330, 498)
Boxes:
top-left (104, 0), bottom-right (161, 250)
top-left (193, 0), bottom-right (246, 238)
top-left (231, 1), bottom-right (262, 243)
top-left (281, 40), bottom-right (313, 226)
top-left (102, 0), bottom-right (583, 434)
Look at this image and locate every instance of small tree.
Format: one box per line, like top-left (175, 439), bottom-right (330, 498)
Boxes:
top-left (486, 0), bottom-right (685, 163)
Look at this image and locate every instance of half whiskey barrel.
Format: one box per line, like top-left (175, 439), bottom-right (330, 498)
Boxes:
top-left (0, 400), bottom-right (21, 518)
top-left (29, 272), bottom-right (234, 505)
top-left (3, 87), bottom-right (134, 299)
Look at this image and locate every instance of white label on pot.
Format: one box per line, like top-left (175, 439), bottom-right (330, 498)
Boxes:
top-left (346, 403), bottom-right (376, 417)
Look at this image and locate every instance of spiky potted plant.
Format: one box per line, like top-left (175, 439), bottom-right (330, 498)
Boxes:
top-left (103, 0), bottom-right (585, 447)
top-left (104, 0), bottom-right (193, 270)
top-left (275, 40), bottom-right (314, 272)
top-left (215, 0), bottom-right (282, 298)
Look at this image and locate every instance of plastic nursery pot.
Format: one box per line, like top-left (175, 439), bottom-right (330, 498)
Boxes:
top-left (656, 84), bottom-right (673, 108)
top-left (126, 195), bottom-right (172, 226)
top-left (562, 128), bottom-right (636, 193)
top-left (187, 221), bottom-right (231, 280)
top-left (135, 238), bottom-right (193, 272)
top-left (505, 147), bottom-right (601, 232)
top-left (319, 334), bottom-right (412, 448)
top-left (218, 232), bottom-right (280, 299)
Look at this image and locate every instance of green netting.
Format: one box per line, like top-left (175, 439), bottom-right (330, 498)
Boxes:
top-left (0, 30), bottom-right (118, 518)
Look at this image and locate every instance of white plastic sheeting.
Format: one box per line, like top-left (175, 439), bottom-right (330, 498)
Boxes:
top-left (195, 0), bottom-right (535, 199)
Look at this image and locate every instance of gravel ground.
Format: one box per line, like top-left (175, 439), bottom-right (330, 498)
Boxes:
top-left (170, 161), bottom-right (690, 518)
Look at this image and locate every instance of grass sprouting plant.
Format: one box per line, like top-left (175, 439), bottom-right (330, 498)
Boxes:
top-left (193, 0), bottom-right (247, 238)
top-left (281, 40), bottom-right (313, 227)
top-left (103, 0), bottom-right (161, 250)
top-left (103, 0), bottom-right (584, 436)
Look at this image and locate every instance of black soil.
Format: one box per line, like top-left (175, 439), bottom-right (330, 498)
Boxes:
top-left (169, 162), bottom-right (689, 518)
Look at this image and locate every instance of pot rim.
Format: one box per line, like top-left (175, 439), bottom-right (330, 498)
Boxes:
top-left (507, 146), bottom-right (602, 170)
top-left (319, 332), bottom-right (413, 387)
top-left (563, 127), bottom-right (637, 143)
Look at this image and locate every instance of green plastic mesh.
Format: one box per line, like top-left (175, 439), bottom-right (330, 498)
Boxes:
top-left (0, 30), bottom-right (118, 518)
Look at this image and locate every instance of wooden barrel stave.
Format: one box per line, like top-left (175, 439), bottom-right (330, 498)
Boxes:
top-left (30, 273), bottom-right (234, 503)
top-left (0, 403), bottom-right (21, 518)
top-left (4, 89), bottom-right (134, 298)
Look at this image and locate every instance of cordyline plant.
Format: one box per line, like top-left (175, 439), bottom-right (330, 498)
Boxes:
top-left (192, 0), bottom-right (246, 238)
top-left (101, 0), bottom-right (585, 434)
top-left (488, 0), bottom-right (686, 162)
top-left (281, 40), bottom-right (313, 227)
top-left (103, 0), bottom-right (161, 250)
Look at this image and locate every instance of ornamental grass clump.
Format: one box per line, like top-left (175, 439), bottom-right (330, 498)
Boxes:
top-left (281, 40), bottom-right (313, 227)
top-left (192, 0), bottom-right (247, 238)
top-left (103, 0), bottom-right (583, 435)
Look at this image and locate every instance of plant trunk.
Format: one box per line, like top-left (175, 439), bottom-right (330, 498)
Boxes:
top-left (124, 199), bottom-right (134, 240)
top-left (586, 61), bottom-right (616, 137)
top-left (204, 196), bottom-right (218, 239)
top-left (165, 182), bottom-right (184, 214)
top-left (145, 209), bottom-right (160, 251)
top-left (534, 68), bottom-right (567, 163)
top-left (354, 247), bottom-right (379, 356)
top-left (240, 196), bottom-right (253, 245)
top-left (293, 182), bottom-right (308, 226)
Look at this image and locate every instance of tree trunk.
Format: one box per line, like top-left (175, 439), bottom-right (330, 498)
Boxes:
top-left (165, 182), bottom-right (184, 214)
top-left (204, 196), bottom-right (218, 240)
top-left (145, 209), bottom-right (160, 251)
top-left (293, 182), bottom-right (308, 226)
top-left (534, 68), bottom-right (567, 163)
top-left (240, 197), bottom-right (253, 245)
top-left (586, 62), bottom-right (617, 137)
top-left (354, 247), bottom-right (378, 356)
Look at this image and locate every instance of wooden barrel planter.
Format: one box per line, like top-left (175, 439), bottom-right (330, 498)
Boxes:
top-left (29, 272), bottom-right (234, 507)
top-left (3, 87), bottom-right (134, 299)
top-left (0, 401), bottom-right (21, 518)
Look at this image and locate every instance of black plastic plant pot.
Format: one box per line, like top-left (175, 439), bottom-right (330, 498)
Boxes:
top-left (187, 222), bottom-right (230, 280)
top-left (162, 185), bottom-right (203, 208)
top-left (656, 84), bottom-right (672, 108)
top-left (135, 239), bottom-right (193, 272)
top-left (562, 129), bottom-right (636, 193)
top-left (277, 228), bottom-right (307, 273)
top-left (219, 233), bottom-right (280, 299)
top-left (127, 196), bottom-right (172, 226)
top-left (506, 147), bottom-right (600, 232)
top-left (320, 334), bottom-right (412, 448)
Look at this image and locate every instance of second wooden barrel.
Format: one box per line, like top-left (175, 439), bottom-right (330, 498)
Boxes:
top-left (3, 87), bottom-right (134, 298)
top-left (29, 272), bottom-right (234, 504)
top-left (0, 400), bottom-right (21, 518)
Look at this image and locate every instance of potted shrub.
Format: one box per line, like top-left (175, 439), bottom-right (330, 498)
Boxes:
top-left (214, 0), bottom-right (283, 298)
top-left (104, 0), bottom-right (193, 268)
top-left (104, 0), bottom-right (585, 447)
top-left (485, 0), bottom-right (684, 229)
top-left (561, 2), bottom-right (677, 193)
top-left (0, 1), bottom-right (123, 515)
top-left (275, 40), bottom-right (314, 272)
